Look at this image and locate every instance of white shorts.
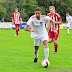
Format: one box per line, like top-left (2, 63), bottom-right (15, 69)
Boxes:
top-left (34, 36), bottom-right (49, 46)
top-left (67, 23), bottom-right (70, 27)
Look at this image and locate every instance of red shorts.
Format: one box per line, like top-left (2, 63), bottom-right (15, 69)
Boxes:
top-left (15, 24), bottom-right (20, 28)
top-left (48, 30), bottom-right (60, 40)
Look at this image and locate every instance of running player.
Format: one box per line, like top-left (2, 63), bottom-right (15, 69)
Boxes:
top-left (66, 12), bottom-right (72, 35)
top-left (47, 6), bottom-right (62, 54)
top-left (12, 8), bottom-right (22, 37)
top-left (24, 7), bottom-right (57, 63)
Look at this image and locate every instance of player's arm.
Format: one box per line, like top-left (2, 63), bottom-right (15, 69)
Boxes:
top-left (24, 24), bottom-right (35, 32)
top-left (66, 20), bottom-right (67, 25)
top-left (20, 18), bottom-right (23, 24)
top-left (54, 21), bottom-right (62, 24)
top-left (55, 14), bottom-right (62, 24)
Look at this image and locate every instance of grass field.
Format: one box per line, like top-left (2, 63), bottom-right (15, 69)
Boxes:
top-left (0, 29), bottom-right (72, 72)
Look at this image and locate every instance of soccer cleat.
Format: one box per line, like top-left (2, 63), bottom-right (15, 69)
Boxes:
top-left (54, 52), bottom-right (57, 54)
top-left (34, 58), bottom-right (38, 63)
top-left (15, 33), bottom-right (17, 36)
top-left (17, 35), bottom-right (19, 37)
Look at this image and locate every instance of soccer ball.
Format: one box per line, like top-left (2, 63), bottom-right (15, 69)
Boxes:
top-left (41, 60), bottom-right (50, 68)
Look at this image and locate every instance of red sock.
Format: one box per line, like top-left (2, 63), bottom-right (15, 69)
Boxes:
top-left (16, 30), bottom-right (18, 36)
top-left (54, 42), bottom-right (58, 52)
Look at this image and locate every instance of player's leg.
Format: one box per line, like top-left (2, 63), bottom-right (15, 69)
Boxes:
top-left (34, 39), bottom-right (40, 62)
top-left (54, 31), bottom-right (58, 54)
top-left (43, 40), bottom-right (49, 60)
top-left (67, 24), bottom-right (70, 35)
top-left (48, 31), bottom-right (53, 43)
top-left (49, 38), bottom-right (52, 43)
top-left (67, 27), bottom-right (69, 35)
top-left (54, 39), bottom-right (58, 54)
top-left (16, 27), bottom-right (19, 36)
top-left (34, 46), bottom-right (39, 62)
top-left (18, 24), bottom-right (20, 31)
top-left (15, 24), bottom-right (17, 36)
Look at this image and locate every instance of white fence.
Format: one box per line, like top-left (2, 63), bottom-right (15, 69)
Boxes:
top-left (0, 22), bottom-right (72, 29)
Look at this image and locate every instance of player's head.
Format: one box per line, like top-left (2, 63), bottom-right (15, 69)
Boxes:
top-left (35, 7), bottom-right (41, 19)
top-left (15, 8), bottom-right (18, 13)
top-left (49, 6), bottom-right (55, 14)
top-left (2, 17), bottom-right (4, 19)
top-left (66, 12), bottom-right (69, 16)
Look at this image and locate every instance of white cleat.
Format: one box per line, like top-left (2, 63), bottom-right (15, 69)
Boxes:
top-left (17, 35), bottom-right (19, 37)
top-left (54, 52), bottom-right (57, 54)
top-left (15, 33), bottom-right (17, 36)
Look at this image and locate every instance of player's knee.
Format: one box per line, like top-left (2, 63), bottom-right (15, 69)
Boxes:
top-left (35, 46), bottom-right (39, 50)
top-left (48, 39), bottom-right (52, 43)
top-left (54, 40), bottom-right (57, 44)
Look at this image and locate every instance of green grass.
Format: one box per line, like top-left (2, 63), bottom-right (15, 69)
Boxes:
top-left (0, 29), bottom-right (72, 72)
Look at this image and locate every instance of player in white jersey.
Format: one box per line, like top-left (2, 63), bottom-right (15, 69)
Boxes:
top-left (66, 12), bottom-right (72, 35)
top-left (24, 7), bottom-right (57, 63)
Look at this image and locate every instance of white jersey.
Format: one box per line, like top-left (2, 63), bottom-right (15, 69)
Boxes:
top-left (66, 15), bottom-right (72, 24)
top-left (27, 15), bottom-right (51, 39)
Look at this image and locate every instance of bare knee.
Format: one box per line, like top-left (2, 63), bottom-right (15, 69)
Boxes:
top-left (49, 38), bottom-right (52, 43)
top-left (35, 46), bottom-right (39, 51)
top-left (54, 39), bottom-right (57, 44)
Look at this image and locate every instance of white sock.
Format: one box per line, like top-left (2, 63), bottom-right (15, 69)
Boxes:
top-left (34, 50), bottom-right (39, 59)
top-left (67, 29), bottom-right (69, 34)
top-left (44, 45), bottom-right (49, 60)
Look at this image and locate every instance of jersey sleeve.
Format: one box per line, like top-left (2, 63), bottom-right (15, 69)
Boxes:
top-left (44, 16), bottom-right (51, 22)
top-left (12, 13), bottom-right (14, 18)
top-left (27, 17), bottom-right (33, 25)
top-left (57, 14), bottom-right (62, 23)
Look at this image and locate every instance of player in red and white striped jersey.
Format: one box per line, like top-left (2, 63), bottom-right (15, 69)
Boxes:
top-left (12, 8), bottom-right (22, 37)
top-left (47, 6), bottom-right (62, 54)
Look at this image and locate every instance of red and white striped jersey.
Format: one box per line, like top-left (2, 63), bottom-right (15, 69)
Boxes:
top-left (12, 12), bottom-right (21, 24)
top-left (47, 13), bottom-right (62, 31)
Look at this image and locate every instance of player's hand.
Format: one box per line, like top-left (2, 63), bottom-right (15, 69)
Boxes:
top-left (54, 30), bottom-right (58, 35)
top-left (31, 29), bottom-right (36, 32)
top-left (46, 27), bottom-right (49, 30)
top-left (20, 21), bottom-right (23, 24)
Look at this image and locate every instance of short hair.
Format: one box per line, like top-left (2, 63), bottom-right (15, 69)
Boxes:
top-left (15, 7), bottom-right (18, 10)
top-left (35, 7), bottom-right (41, 12)
top-left (66, 12), bottom-right (69, 14)
top-left (49, 6), bottom-right (55, 10)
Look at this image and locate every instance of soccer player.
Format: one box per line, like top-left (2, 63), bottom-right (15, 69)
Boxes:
top-left (66, 12), bottom-right (72, 35)
top-left (24, 7), bottom-right (57, 63)
top-left (12, 8), bottom-right (22, 37)
top-left (47, 6), bottom-right (62, 54)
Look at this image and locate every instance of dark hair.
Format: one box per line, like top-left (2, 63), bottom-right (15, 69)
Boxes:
top-left (35, 7), bottom-right (41, 12)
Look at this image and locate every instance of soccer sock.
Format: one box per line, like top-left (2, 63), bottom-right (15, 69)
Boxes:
top-left (54, 42), bottom-right (58, 52)
top-left (44, 45), bottom-right (49, 60)
top-left (34, 50), bottom-right (39, 59)
top-left (16, 30), bottom-right (18, 36)
top-left (67, 29), bottom-right (69, 34)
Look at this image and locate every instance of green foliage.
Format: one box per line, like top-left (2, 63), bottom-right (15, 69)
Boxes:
top-left (0, 30), bottom-right (72, 72)
top-left (0, 0), bottom-right (72, 22)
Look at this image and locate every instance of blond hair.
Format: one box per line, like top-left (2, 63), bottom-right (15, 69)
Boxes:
top-left (49, 6), bottom-right (55, 10)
